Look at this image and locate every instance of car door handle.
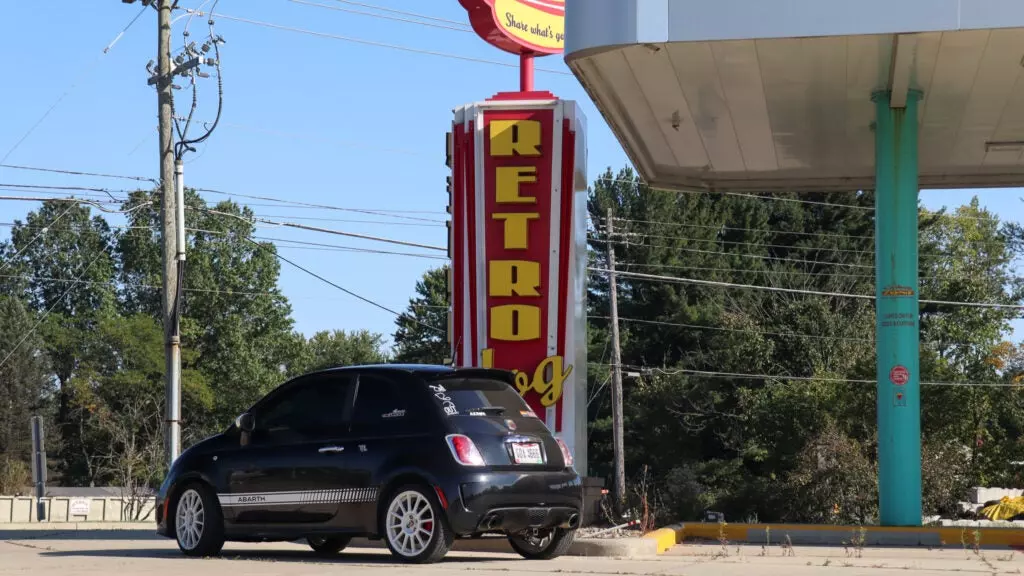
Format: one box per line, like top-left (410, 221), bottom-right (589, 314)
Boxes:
top-left (318, 446), bottom-right (344, 454)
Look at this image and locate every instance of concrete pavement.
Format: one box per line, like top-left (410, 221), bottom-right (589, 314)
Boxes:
top-left (2, 531), bottom-right (1023, 575)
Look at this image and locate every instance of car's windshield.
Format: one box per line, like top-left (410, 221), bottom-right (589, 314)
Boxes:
top-left (426, 376), bottom-right (533, 417)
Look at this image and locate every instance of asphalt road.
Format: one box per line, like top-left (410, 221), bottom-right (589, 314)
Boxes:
top-left (1, 531), bottom-right (1022, 575)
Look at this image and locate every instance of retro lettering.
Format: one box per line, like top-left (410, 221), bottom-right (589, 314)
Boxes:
top-left (491, 212), bottom-right (539, 249)
top-left (495, 166), bottom-right (538, 203)
top-left (489, 119), bottom-right (542, 156)
top-left (488, 260), bottom-right (541, 297)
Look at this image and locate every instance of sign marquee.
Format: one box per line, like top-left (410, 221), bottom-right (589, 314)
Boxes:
top-left (448, 93), bottom-right (587, 468)
top-left (458, 0), bottom-right (565, 55)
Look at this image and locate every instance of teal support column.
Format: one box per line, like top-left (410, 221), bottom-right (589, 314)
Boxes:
top-left (873, 89), bottom-right (923, 527)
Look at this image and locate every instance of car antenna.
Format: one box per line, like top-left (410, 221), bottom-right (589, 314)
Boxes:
top-left (448, 335), bottom-right (462, 368)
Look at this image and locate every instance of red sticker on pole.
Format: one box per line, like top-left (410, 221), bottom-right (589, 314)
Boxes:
top-left (889, 365), bottom-right (909, 386)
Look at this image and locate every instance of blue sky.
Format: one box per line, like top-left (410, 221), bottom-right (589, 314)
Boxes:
top-left (1, 1), bottom-right (1021, 346)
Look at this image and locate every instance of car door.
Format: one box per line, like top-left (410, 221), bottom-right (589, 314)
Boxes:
top-left (342, 371), bottom-right (430, 530)
top-left (219, 372), bottom-right (359, 527)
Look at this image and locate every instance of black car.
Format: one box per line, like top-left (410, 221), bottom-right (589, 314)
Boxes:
top-left (155, 364), bottom-right (582, 563)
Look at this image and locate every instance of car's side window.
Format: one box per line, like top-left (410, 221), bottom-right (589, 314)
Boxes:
top-left (254, 375), bottom-right (354, 443)
top-left (350, 374), bottom-right (414, 437)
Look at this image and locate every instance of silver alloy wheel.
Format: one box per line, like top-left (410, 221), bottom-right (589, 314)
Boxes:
top-left (176, 489), bottom-right (205, 551)
top-left (386, 490), bottom-right (435, 558)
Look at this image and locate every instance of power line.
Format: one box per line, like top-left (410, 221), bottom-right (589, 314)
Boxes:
top-left (194, 186), bottom-right (446, 222)
top-left (254, 238), bottom-right (445, 334)
top-left (197, 206), bottom-right (447, 252)
top-left (191, 10), bottom-right (571, 75)
top-left (0, 163), bottom-right (156, 184)
top-left (0, 4), bottom-right (148, 168)
top-left (589, 363), bottom-right (1024, 388)
top-left (0, 204), bottom-right (78, 274)
top-left (0, 249), bottom-right (110, 371)
top-left (589, 315), bottom-right (873, 344)
top-left (328, 0), bottom-right (472, 26)
top-left (592, 267), bottom-right (1024, 310)
top-left (290, 0), bottom-right (473, 33)
top-left (604, 237), bottom-right (875, 269)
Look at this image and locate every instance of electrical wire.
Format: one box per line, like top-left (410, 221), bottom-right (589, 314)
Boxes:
top-left (0, 4), bottom-right (148, 168)
top-left (0, 164), bottom-right (157, 185)
top-left (603, 237), bottom-right (875, 269)
top-left (328, 0), bottom-right (473, 26)
top-left (592, 267), bottom-right (1024, 310)
top-left (591, 363), bottom-right (1024, 389)
top-left (251, 238), bottom-right (445, 334)
top-left (290, 0), bottom-right (473, 33)
top-left (197, 206), bottom-right (446, 252)
top-left (589, 315), bottom-right (873, 344)
top-left (0, 249), bottom-right (110, 371)
top-left (189, 10), bottom-right (571, 75)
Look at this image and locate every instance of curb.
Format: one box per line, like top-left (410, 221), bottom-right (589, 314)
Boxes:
top-left (0, 522), bottom-right (153, 532)
top-left (0, 523), bottom-right (656, 557)
top-left (646, 522), bottom-right (1024, 551)
top-left (643, 523), bottom-right (683, 553)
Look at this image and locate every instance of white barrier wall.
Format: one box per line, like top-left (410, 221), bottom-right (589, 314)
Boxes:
top-left (0, 496), bottom-right (155, 523)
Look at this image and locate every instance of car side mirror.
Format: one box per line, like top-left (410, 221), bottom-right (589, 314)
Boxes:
top-left (235, 412), bottom-right (255, 433)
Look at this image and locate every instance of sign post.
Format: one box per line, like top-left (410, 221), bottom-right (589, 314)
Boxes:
top-left (30, 416), bottom-right (46, 522)
top-left (451, 1), bottom-right (589, 475)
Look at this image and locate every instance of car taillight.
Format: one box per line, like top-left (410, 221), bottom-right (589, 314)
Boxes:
top-left (445, 434), bottom-right (485, 466)
top-left (555, 438), bottom-right (574, 468)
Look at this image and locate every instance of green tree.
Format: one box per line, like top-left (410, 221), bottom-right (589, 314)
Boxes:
top-left (7, 199), bottom-right (117, 485)
top-left (0, 296), bottom-right (52, 494)
top-left (118, 190), bottom-right (296, 441)
top-left (392, 266), bottom-right (449, 364)
top-left (288, 329), bottom-right (389, 376)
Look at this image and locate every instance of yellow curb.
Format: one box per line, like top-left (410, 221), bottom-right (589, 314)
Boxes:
top-left (643, 523), bottom-right (683, 553)
top-left (655, 522), bottom-right (1024, 550)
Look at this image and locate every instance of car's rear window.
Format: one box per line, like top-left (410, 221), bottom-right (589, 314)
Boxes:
top-left (426, 377), bottom-right (534, 417)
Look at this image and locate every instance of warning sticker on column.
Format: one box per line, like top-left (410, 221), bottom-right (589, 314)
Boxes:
top-left (893, 389), bottom-right (907, 407)
top-left (889, 365), bottom-right (909, 386)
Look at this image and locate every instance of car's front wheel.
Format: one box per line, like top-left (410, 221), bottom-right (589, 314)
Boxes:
top-left (508, 528), bottom-right (576, 560)
top-left (173, 483), bottom-right (225, 557)
top-left (382, 485), bottom-right (453, 563)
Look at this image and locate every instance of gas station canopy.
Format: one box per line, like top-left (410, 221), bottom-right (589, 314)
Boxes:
top-left (564, 0), bottom-right (1024, 192)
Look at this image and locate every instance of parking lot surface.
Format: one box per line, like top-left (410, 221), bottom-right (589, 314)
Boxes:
top-left (1, 531), bottom-right (1023, 575)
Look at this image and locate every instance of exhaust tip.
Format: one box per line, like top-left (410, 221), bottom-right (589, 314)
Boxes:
top-left (567, 514), bottom-right (580, 529)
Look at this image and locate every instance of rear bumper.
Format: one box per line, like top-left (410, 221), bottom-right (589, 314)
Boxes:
top-left (443, 470), bottom-right (583, 535)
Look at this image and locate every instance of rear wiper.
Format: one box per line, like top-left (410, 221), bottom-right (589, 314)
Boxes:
top-left (469, 406), bottom-right (506, 415)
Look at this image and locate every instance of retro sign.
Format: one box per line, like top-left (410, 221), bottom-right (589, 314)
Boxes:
top-left (458, 0), bottom-right (565, 55)
top-left (448, 91), bottom-right (587, 471)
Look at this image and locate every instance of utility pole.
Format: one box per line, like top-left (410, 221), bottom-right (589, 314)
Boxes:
top-left (606, 208), bottom-right (626, 516)
top-left (157, 0), bottom-right (181, 469)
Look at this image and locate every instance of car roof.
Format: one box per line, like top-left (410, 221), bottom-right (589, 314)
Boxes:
top-left (306, 363), bottom-right (514, 381)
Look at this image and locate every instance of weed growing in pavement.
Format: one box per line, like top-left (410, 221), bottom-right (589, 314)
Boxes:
top-left (998, 551), bottom-right (1016, 562)
top-left (759, 526), bottom-right (771, 556)
top-left (850, 525), bottom-right (867, 558)
top-left (717, 521), bottom-right (730, 557)
top-left (782, 534), bottom-right (796, 557)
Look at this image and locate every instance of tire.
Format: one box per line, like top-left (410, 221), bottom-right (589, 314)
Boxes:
top-left (381, 484), bottom-right (454, 564)
top-left (307, 535), bottom-right (352, 556)
top-left (508, 528), bottom-right (576, 560)
top-left (173, 483), bottom-right (225, 557)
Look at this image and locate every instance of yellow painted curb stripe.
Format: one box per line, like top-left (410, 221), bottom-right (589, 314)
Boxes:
top-left (643, 524), bottom-right (683, 554)
top-left (674, 523), bottom-right (1024, 548)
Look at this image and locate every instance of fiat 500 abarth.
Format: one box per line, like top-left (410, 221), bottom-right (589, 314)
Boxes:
top-left (155, 365), bottom-right (582, 563)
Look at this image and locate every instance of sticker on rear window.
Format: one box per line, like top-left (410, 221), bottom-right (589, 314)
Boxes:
top-left (521, 410), bottom-right (537, 418)
top-left (382, 409), bottom-right (406, 419)
top-left (429, 384), bottom-right (458, 415)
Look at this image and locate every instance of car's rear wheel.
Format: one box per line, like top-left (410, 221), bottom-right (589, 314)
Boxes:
top-left (382, 485), bottom-right (453, 563)
top-left (307, 535), bottom-right (351, 556)
top-left (174, 484), bottom-right (225, 557)
top-left (508, 527), bottom-right (576, 560)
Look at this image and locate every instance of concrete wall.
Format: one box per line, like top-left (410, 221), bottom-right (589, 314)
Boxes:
top-left (0, 496), bottom-right (155, 523)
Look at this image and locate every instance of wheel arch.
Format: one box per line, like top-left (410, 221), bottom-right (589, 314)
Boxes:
top-left (164, 471), bottom-right (220, 534)
top-left (374, 468), bottom-right (447, 537)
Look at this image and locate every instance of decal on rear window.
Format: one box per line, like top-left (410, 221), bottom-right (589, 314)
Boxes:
top-left (429, 384), bottom-right (459, 415)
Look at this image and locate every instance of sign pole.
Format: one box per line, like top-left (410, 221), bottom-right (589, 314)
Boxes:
top-left (873, 89), bottom-right (923, 527)
top-left (31, 415), bottom-right (46, 522)
top-left (520, 52), bottom-right (535, 91)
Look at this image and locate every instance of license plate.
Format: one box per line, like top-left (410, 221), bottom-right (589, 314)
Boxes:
top-left (511, 442), bottom-right (543, 464)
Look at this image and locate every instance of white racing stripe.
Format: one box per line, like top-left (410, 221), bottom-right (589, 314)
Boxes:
top-left (217, 488), bottom-right (379, 507)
